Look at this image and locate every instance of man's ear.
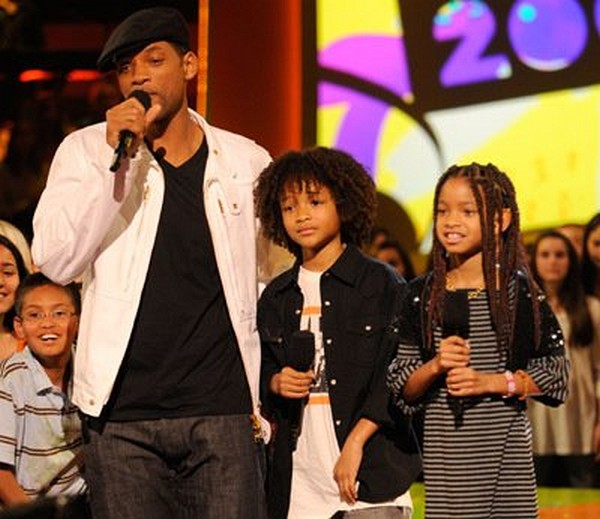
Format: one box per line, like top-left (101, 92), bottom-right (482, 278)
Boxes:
top-left (501, 208), bottom-right (512, 232)
top-left (183, 51), bottom-right (198, 80)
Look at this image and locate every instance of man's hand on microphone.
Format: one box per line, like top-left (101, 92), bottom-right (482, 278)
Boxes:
top-left (270, 367), bottom-right (314, 399)
top-left (106, 95), bottom-right (161, 153)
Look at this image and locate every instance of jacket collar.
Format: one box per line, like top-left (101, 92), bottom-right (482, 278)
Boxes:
top-left (269, 244), bottom-right (366, 293)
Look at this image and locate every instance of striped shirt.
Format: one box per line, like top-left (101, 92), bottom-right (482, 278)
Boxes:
top-left (388, 290), bottom-right (569, 518)
top-left (0, 347), bottom-right (85, 498)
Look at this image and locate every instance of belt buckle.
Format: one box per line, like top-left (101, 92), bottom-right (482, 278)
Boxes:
top-left (250, 414), bottom-right (263, 443)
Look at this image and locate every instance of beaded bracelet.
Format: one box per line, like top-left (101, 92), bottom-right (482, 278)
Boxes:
top-left (503, 370), bottom-right (516, 398)
top-left (515, 370), bottom-right (529, 401)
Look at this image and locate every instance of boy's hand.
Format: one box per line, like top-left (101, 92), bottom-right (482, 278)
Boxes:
top-left (333, 442), bottom-right (362, 504)
top-left (433, 336), bottom-right (470, 374)
top-left (269, 366), bottom-right (313, 398)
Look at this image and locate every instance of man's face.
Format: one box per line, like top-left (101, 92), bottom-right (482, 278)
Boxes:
top-left (14, 285), bottom-right (79, 367)
top-left (115, 41), bottom-right (197, 127)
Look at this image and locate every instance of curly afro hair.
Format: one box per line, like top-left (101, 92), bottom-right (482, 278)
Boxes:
top-left (254, 147), bottom-right (377, 258)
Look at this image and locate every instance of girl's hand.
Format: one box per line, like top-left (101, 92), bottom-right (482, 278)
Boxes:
top-left (333, 441), bottom-right (363, 504)
top-left (269, 366), bottom-right (314, 398)
top-left (434, 336), bottom-right (470, 374)
top-left (446, 367), bottom-right (491, 396)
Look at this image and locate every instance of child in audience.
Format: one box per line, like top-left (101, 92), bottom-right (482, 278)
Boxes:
top-left (255, 147), bottom-right (420, 518)
top-left (0, 220), bottom-right (33, 272)
top-left (375, 240), bottom-right (416, 281)
top-left (0, 273), bottom-right (85, 506)
top-left (0, 235), bottom-right (29, 360)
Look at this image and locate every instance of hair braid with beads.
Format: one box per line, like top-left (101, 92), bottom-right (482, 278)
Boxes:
top-left (427, 163), bottom-right (540, 363)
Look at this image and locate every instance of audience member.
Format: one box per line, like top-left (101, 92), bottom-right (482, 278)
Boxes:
top-left (0, 273), bottom-right (85, 506)
top-left (582, 213), bottom-right (600, 298)
top-left (366, 226), bottom-right (390, 256)
top-left (0, 219), bottom-right (33, 271)
top-left (557, 223), bottom-right (585, 259)
top-left (528, 230), bottom-right (600, 487)
top-left (375, 239), bottom-right (416, 281)
top-left (0, 235), bottom-right (28, 360)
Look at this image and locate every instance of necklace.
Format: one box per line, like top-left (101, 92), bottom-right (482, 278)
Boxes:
top-left (445, 273), bottom-right (485, 300)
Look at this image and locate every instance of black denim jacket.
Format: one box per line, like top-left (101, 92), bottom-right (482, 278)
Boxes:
top-left (258, 245), bottom-right (421, 519)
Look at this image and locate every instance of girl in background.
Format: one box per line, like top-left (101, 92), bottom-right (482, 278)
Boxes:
top-left (528, 230), bottom-right (600, 487)
top-left (387, 163), bottom-right (569, 517)
top-left (0, 235), bottom-right (29, 359)
top-left (582, 213), bottom-right (600, 299)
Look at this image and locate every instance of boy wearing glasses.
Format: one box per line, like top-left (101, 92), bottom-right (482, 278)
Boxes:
top-left (0, 273), bottom-right (85, 506)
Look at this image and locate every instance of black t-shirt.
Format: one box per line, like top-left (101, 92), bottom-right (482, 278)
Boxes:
top-left (107, 139), bottom-right (251, 420)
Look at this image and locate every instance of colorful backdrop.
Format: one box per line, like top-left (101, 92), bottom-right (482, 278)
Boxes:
top-left (314, 0), bottom-right (600, 246)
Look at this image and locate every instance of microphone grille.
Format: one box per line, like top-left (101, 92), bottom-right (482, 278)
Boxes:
top-left (128, 90), bottom-right (151, 111)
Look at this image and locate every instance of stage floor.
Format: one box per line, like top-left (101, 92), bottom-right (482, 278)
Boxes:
top-left (410, 484), bottom-right (600, 518)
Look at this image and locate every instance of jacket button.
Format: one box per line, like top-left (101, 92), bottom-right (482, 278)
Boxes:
top-left (295, 309), bottom-right (301, 315)
top-left (365, 325), bottom-right (372, 331)
top-left (324, 300), bottom-right (331, 307)
top-left (330, 378), bottom-right (337, 386)
top-left (326, 338), bottom-right (332, 345)
top-left (335, 419), bottom-right (341, 426)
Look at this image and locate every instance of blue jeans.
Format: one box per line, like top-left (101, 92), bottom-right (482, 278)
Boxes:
top-left (82, 414), bottom-right (267, 519)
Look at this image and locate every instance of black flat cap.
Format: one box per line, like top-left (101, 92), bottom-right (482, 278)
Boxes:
top-left (97, 7), bottom-right (190, 72)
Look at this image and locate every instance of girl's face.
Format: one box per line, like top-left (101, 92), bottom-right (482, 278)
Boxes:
top-left (535, 236), bottom-right (569, 285)
top-left (0, 244), bottom-right (20, 317)
top-left (586, 225), bottom-right (600, 268)
top-left (435, 177), bottom-right (482, 259)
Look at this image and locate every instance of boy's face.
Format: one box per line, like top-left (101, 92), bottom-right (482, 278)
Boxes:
top-left (280, 181), bottom-right (342, 260)
top-left (14, 285), bottom-right (78, 367)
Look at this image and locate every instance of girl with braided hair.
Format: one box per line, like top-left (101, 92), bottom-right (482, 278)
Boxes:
top-left (387, 163), bottom-right (569, 517)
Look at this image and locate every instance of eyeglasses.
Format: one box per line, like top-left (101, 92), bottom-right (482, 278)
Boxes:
top-left (20, 310), bottom-right (76, 324)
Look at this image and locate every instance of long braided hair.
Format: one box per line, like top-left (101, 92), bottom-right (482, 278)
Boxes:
top-left (426, 163), bottom-right (539, 362)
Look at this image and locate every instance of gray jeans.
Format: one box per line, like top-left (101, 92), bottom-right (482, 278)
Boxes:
top-left (334, 506), bottom-right (412, 518)
top-left (82, 414), bottom-right (266, 519)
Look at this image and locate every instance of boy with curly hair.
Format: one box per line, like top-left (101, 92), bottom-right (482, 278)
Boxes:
top-left (254, 147), bottom-right (420, 519)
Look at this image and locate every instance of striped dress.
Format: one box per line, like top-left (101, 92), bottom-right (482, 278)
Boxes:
top-left (388, 289), bottom-right (569, 518)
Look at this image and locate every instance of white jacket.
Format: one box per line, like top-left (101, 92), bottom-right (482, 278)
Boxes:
top-left (32, 111), bottom-right (272, 421)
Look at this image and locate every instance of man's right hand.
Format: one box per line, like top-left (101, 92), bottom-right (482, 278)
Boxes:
top-left (105, 95), bottom-right (161, 152)
top-left (269, 366), bottom-right (314, 398)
